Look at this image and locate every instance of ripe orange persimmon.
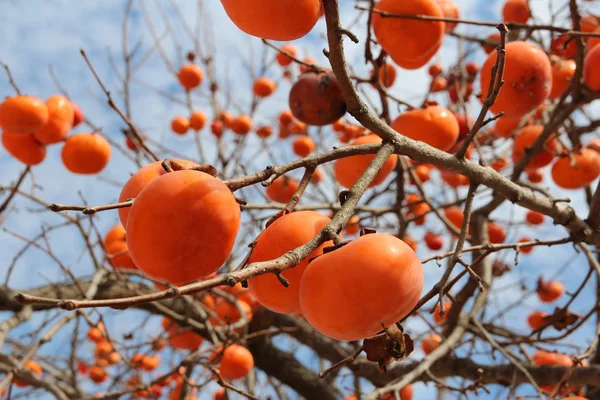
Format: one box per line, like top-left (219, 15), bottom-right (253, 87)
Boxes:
top-left (1, 131), bottom-right (46, 166)
top-left (407, 194), bottom-right (430, 225)
top-left (311, 167), bottom-right (323, 183)
top-left (256, 126), bottom-right (273, 139)
top-left (212, 298), bottom-right (253, 325)
top-left (584, 44), bottom-right (600, 91)
top-left (551, 35), bottom-right (577, 59)
top-left (289, 70), bottom-right (346, 126)
top-left (14, 360), bottom-right (42, 387)
top-left (288, 120), bottom-right (307, 135)
top-left (344, 215), bottom-right (361, 236)
top-left (89, 366), bottom-right (108, 384)
top-left (527, 310), bottom-right (548, 330)
top-left (253, 77), bottom-right (276, 97)
top-left (421, 334), bottom-right (442, 354)
top-left (425, 232), bottom-right (443, 250)
top-left (480, 41), bottom-right (551, 118)
top-left (248, 211), bottom-right (335, 314)
top-left (552, 149), bottom-right (600, 189)
top-left (214, 388), bottom-right (226, 400)
top-left (211, 345), bottom-right (254, 381)
top-left (445, 206), bottom-right (464, 231)
top-left (300, 233), bottom-right (423, 340)
top-left (433, 302), bottom-right (451, 324)
top-left (589, 27), bottom-right (600, 50)
top-left (105, 240), bottom-right (136, 270)
top-left (428, 62), bottom-right (443, 77)
top-left (171, 116), bottom-right (190, 135)
top-left (292, 136), bottom-right (315, 157)
top-left (266, 176), bottom-right (299, 203)
top-left (231, 115), bottom-right (253, 135)
top-left (177, 64), bottom-right (204, 90)
top-left (300, 57), bottom-right (318, 74)
top-left (431, 76), bottom-right (448, 92)
top-left (502, 0), bottom-right (530, 23)
top-left (482, 33), bottom-right (500, 54)
top-left (414, 164), bottom-right (431, 183)
top-left (512, 125), bottom-right (557, 170)
top-left (333, 134), bottom-right (398, 189)
top-left (518, 237), bottom-right (534, 254)
top-left (494, 115), bottom-right (524, 138)
top-left (162, 318), bottom-right (204, 350)
top-left (487, 222), bottom-right (506, 244)
top-left (279, 110), bottom-right (294, 126)
top-left (61, 133), bottom-right (111, 174)
top-left (526, 210), bottom-right (545, 225)
top-left (126, 170), bottom-right (241, 284)
top-left (141, 355), bottom-right (160, 371)
top-left (436, 0), bottom-right (460, 32)
top-left (220, 0), bottom-right (322, 41)
top-left (0, 95), bottom-right (49, 133)
top-left (538, 279), bottom-right (564, 303)
top-left (33, 95), bottom-right (74, 144)
top-left (71, 101), bottom-right (84, 128)
top-left (441, 169), bottom-right (469, 187)
top-left (372, 0), bottom-right (445, 69)
top-left (533, 350), bottom-right (572, 367)
top-left (87, 327), bottom-right (105, 343)
top-left (550, 57), bottom-right (576, 100)
top-left (372, 62), bottom-right (397, 88)
top-left (276, 44), bottom-right (297, 67)
top-left (391, 106), bottom-right (459, 151)
top-left (189, 111), bottom-right (207, 131)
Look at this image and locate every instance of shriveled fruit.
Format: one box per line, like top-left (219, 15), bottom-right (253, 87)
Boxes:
top-left (248, 211), bottom-right (335, 314)
top-left (372, 0), bottom-right (445, 69)
top-left (584, 45), bottom-right (600, 92)
top-left (502, 0), bottom-right (529, 23)
top-left (211, 345), bottom-right (254, 381)
top-left (105, 240), bottom-right (136, 270)
top-left (512, 125), bottom-right (557, 170)
top-left (527, 310), bottom-right (548, 330)
top-left (33, 95), bottom-right (74, 144)
top-left (552, 149), bottom-right (600, 189)
top-left (292, 136), bottom-right (315, 157)
top-left (0, 95), bottom-right (49, 133)
top-left (220, 0), bottom-right (321, 41)
top-left (162, 318), bottom-right (204, 350)
top-left (333, 134), bottom-right (398, 189)
top-left (177, 64), bottom-right (204, 90)
top-left (391, 106), bottom-right (459, 151)
top-left (61, 133), bottom-right (111, 174)
top-left (126, 170), bottom-right (240, 285)
top-left (253, 77), bottom-right (276, 97)
top-left (300, 233), bottom-right (423, 341)
top-left (422, 334), bottom-right (442, 354)
top-left (266, 176), bottom-right (299, 203)
top-left (289, 70), bottom-right (346, 126)
top-left (480, 41), bottom-right (551, 118)
top-left (1, 131), bottom-right (46, 166)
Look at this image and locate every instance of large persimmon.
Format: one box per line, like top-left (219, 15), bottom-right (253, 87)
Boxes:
top-left (299, 233), bottom-right (423, 341)
top-left (220, 0), bottom-right (321, 41)
top-left (0, 95), bottom-right (49, 133)
top-left (372, 0), bottom-right (445, 70)
top-left (248, 211), bottom-right (335, 314)
top-left (126, 170), bottom-right (240, 285)
top-left (33, 95), bottom-right (74, 144)
top-left (584, 44), bottom-right (600, 92)
top-left (480, 41), bottom-right (552, 118)
top-left (118, 159), bottom-right (200, 228)
top-left (391, 106), bottom-right (459, 152)
top-left (552, 149), bottom-right (600, 189)
top-left (512, 125), bottom-right (557, 170)
top-left (289, 70), bottom-right (346, 126)
top-left (1, 131), bottom-right (46, 166)
top-left (61, 133), bottom-right (111, 174)
top-left (333, 134), bottom-right (398, 189)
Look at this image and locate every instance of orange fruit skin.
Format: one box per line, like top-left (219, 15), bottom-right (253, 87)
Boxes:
top-left (171, 116), bottom-right (190, 135)
top-left (126, 170), bottom-right (240, 285)
top-left (433, 302), bottom-right (451, 324)
top-left (105, 240), bottom-right (136, 270)
top-left (527, 310), bottom-right (548, 329)
top-left (550, 58), bottom-right (576, 100)
top-left (276, 44), bottom-right (297, 67)
top-left (177, 64), bottom-right (204, 90)
top-left (483, 33), bottom-right (500, 54)
top-left (333, 134), bottom-right (398, 189)
top-left (14, 360), bottom-right (42, 387)
top-left (551, 35), bottom-right (577, 59)
top-left (480, 41), bottom-right (552, 118)
top-left (552, 149), bottom-right (600, 190)
top-left (220, 0), bottom-right (321, 41)
top-left (526, 210), bottom-right (545, 225)
top-left (436, 0), bottom-right (460, 32)
top-left (248, 211), bottom-right (335, 314)
top-left (266, 176), bottom-right (299, 203)
top-left (392, 106), bottom-right (459, 152)
top-left (584, 44), bottom-right (600, 92)
top-left (162, 318), bottom-right (204, 350)
top-left (372, 0), bottom-right (445, 70)
top-left (292, 136), bottom-right (315, 157)
top-left (118, 159), bottom-right (199, 228)
top-left (253, 77), bottom-right (277, 97)
top-left (1, 131), bottom-right (46, 166)
top-left (371, 63), bottom-right (397, 88)
top-left (502, 0), bottom-right (530, 23)
top-left (589, 27), bottom-right (600, 50)
top-left (518, 236), bottom-right (534, 254)
top-left (538, 280), bottom-right (564, 303)
top-left (512, 125), bottom-right (556, 170)
top-left (0, 96), bottom-right (49, 133)
top-left (33, 95), bottom-right (74, 144)
top-left (212, 345), bottom-right (255, 381)
top-left (494, 115), bottom-right (524, 138)
top-left (71, 101), bottom-right (84, 128)
top-left (103, 224), bottom-right (126, 248)
top-left (231, 115), bottom-right (253, 135)
top-left (299, 233), bottom-right (423, 341)
top-left (421, 334), bottom-right (442, 354)
top-left (190, 111), bottom-right (207, 131)
top-left (256, 126), bottom-right (273, 138)
top-left (61, 133), bottom-right (111, 174)
top-left (212, 298), bottom-right (253, 325)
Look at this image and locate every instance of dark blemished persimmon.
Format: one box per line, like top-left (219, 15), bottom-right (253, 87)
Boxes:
top-left (289, 70), bottom-right (346, 126)
top-left (177, 64), bottom-right (204, 90)
top-left (436, 0), bottom-right (460, 33)
top-left (61, 133), bottom-right (111, 174)
top-left (0, 95), bottom-right (49, 133)
top-left (299, 233), bottom-right (423, 341)
top-left (480, 41), bottom-right (552, 118)
top-left (253, 77), bottom-right (277, 97)
top-left (220, 0), bottom-right (321, 41)
top-left (292, 136), bottom-right (315, 157)
top-left (391, 106), bottom-right (459, 152)
top-left (502, 0), bottom-right (530, 23)
top-left (584, 44), bottom-right (600, 92)
top-left (333, 134), bottom-right (398, 189)
top-left (210, 345), bottom-right (254, 381)
top-left (549, 57), bottom-right (576, 100)
top-left (126, 170), bottom-right (241, 285)
top-left (372, 0), bottom-right (445, 70)
top-left (118, 159), bottom-right (200, 228)
top-left (276, 44), bottom-right (297, 67)
top-left (1, 131), bottom-right (46, 166)
top-left (33, 95), bottom-right (74, 144)
top-left (552, 149), bottom-right (600, 189)
top-left (162, 318), bottom-right (204, 350)
top-left (265, 176), bottom-right (299, 203)
top-left (256, 126), bottom-right (273, 138)
top-left (248, 211), bottom-right (336, 314)
top-left (512, 125), bottom-right (557, 170)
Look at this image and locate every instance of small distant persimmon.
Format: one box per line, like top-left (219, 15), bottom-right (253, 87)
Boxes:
top-left (253, 77), bottom-right (277, 97)
top-left (421, 334), bottom-right (442, 354)
top-left (177, 64), bottom-right (204, 90)
top-left (256, 126), bottom-right (273, 139)
top-left (527, 310), bottom-right (548, 329)
top-left (526, 210), bottom-right (545, 225)
top-left (537, 279), bottom-right (564, 303)
top-left (265, 176), bottom-right (299, 203)
top-left (230, 115), bottom-right (253, 135)
top-left (33, 95), bottom-right (74, 144)
top-left (292, 135), bottom-right (315, 157)
top-left (14, 360), bottom-right (42, 387)
top-left (171, 116), bottom-right (190, 135)
top-left (276, 44), bottom-right (297, 67)
top-left (162, 318), bottom-right (205, 350)
top-left (189, 111), bottom-right (207, 131)
top-left (210, 345), bottom-right (254, 381)
top-left (551, 149), bottom-right (600, 189)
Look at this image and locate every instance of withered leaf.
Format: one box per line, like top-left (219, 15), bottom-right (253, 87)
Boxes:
top-left (363, 323), bottom-right (414, 372)
top-left (544, 307), bottom-right (581, 331)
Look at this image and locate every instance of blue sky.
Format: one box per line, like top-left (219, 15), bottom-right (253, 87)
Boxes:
top-left (1, 0), bottom-right (600, 399)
